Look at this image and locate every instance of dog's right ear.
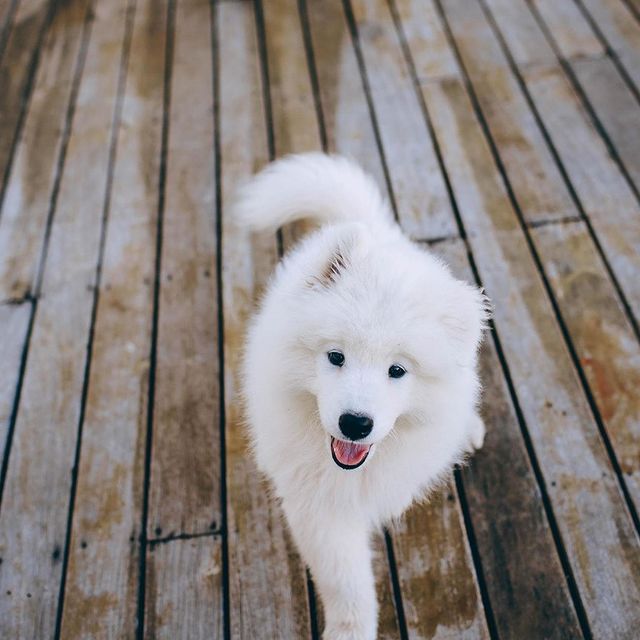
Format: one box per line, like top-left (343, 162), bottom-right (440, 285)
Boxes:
top-left (305, 224), bottom-right (367, 290)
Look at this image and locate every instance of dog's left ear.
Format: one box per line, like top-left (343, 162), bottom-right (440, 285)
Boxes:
top-left (441, 281), bottom-right (491, 364)
top-left (307, 223), bottom-right (367, 289)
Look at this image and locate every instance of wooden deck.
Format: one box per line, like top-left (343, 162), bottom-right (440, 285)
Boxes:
top-left (0, 0), bottom-right (639, 637)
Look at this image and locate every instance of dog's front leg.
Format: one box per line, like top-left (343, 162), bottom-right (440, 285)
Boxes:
top-left (285, 506), bottom-right (377, 640)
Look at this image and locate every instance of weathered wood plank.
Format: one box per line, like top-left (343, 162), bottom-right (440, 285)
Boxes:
top-left (348, 0), bottom-right (457, 240)
top-left (627, 0), bottom-right (640, 16)
top-left (533, 220), bottom-right (640, 513)
top-left (261, 0), bottom-right (321, 157)
top-left (482, 0), bottom-right (640, 327)
top-left (524, 65), bottom-right (640, 323)
top-left (436, 238), bottom-right (583, 639)
top-left (0, 0), bottom-right (132, 636)
top-left (144, 536), bottom-right (223, 639)
top-left (0, 304), bottom-right (30, 457)
top-left (390, 481), bottom-right (489, 639)
top-left (486, 0), bottom-right (640, 193)
top-left (531, 0), bottom-right (604, 59)
top-left (482, 0), bottom-right (556, 68)
top-left (423, 63), bottom-right (640, 636)
top-left (435, 0), bottom-right (577, 225)
top-left (580, 0), bottom-right (640, 90)
top-left (486, 0), bottom-right (640, 203)
top-left (572, 55), bottom-right (640, 192)
top-left (304, 0), bottom-right (386, 187)
top-left (0, 0), bottom-right (51, 198)
top-left (59, 0), bottom-right (167, 636)
top-left (147, 0), bottom-right (220, 540)
top-left (261, 0), bottom-right (322, 247)
top-left (393, 0), bottom-right (459, 81)
top-left (0, 0), bottom-right (90, 301)
top-left (218, 1), bottom-right (312, 637)
top-left (0, 0), bottom-right (18, 61)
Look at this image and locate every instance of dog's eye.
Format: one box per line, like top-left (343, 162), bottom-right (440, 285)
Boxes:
top-left (327, 350), bottom-right (345, 367)
top-left (388, 364), bottom-right (406, 379)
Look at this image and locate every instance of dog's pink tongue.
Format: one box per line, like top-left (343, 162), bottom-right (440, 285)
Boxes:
top-left (333, 439), bottom-right (370, 466)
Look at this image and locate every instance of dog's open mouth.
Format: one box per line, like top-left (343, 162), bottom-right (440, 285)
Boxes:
top-left (330, 437), bottom-right (372, 470)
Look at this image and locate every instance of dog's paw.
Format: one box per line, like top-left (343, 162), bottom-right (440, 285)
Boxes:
top-left (468, 413), bottom-right (486, 451)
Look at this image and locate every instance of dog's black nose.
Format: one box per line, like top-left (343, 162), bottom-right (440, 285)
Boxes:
top-left (339, 413), bottom-right (373, 440)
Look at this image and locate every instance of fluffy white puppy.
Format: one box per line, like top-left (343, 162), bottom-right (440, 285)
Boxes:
top-left (235, 153), bottom-right (488, 640)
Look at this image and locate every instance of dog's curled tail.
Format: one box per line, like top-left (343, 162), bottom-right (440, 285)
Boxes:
top-left (232, 153), bottom-right (393, 231)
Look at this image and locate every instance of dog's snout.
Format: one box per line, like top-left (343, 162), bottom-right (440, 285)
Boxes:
top-left (339, 413), bottom-right (373, 440)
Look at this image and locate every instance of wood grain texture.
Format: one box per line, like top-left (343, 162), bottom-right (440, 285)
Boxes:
top-left (423, 71), bottom-right (640, 638)
top-left (483, 0), bottom-right (557, 67)
top-left (484, 0), bottom-right (640, 322)
top-left (0, 304), bottom-right (30, 457)
top-left (0, 0), bottom-right (50, 197)
top-left (524, 65), bottom-right (640, 323)
top-left (435, 238), bottom-right (582, 639)
top-left (305, 0), bottom-right (386, 187)
top-left (572, 55), bottom-right (640, 192)
top-left (0, 0), bottom-right (131, 636)
top-left (580, 0), bottom-right (640, 89)
top-left (348, 0), bottom-right (457, 240)
top-left (393, 0), bottom-right (459, 81)
top-left (147, 0), bottom-right (220, 540)
top-left (437, 0), bottom-right (577, 226)
top-left (59, 0), bottom-right (167, 636)
top-left (261, 0), bottom-right (321, 157)
top-left (218, 1), bottom-right (312, 637)
top-left (531, 0), bottom-right (604, 59)
top-left (391, 483), bottom-right (489, 640)
top-left (626, 0), bottom-right (640, 16)
top-left (533, 220), bottom-right (640, 512)
top-left (145, 536), bottom-right (223, 639)
top-left (486, 0), bottom-right (640, 198)
top-left (261, 0), bottom-right (322, 248)
top-left (0, 0), bottom-right (90, 301)
top-left (0, 0), bottom-right (18, 57)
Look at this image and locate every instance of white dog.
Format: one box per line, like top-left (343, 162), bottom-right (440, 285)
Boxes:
top-left (236, 153), bottom-right (488, 639)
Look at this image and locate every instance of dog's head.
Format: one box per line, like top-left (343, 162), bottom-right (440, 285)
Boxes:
top-left (281, 224), bottom-right (489, 471)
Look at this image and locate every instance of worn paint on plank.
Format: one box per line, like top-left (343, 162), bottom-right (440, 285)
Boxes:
top-left (531, 0), bottom-right (603, 59)
top-left (0, 0), bottom-right (51, 198)
top-left (0, 0), bottom-right (132, 636)
top-left (0, 0), bottom-right (91, 300)
top-left (147, 0), bottom-right (220, 540)
top-left (533, 220), bottom-right (640, 511)
top-left (60, 0), bottom-right (167, 636)
top-left (524, 65), bottom-right (640, 322)
top-left (145, 536), bottom-right (223, 639)
top-left (438, 0), bottom-right (578, 225)
top-left (349, 0), bottom-right (457, 240)
top-left (436, 238), bottom-right (582, 639)
top-left (424, 68), bottom-right (640, 637)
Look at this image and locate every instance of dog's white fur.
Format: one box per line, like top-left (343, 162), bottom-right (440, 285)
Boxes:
top-left (236, 153), bottom-right (488, 639)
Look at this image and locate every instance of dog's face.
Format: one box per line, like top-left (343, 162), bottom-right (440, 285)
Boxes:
top-left (313, 342), bottom-right (415, 469)
top-left (286, 225), bottom-right (487, 471)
